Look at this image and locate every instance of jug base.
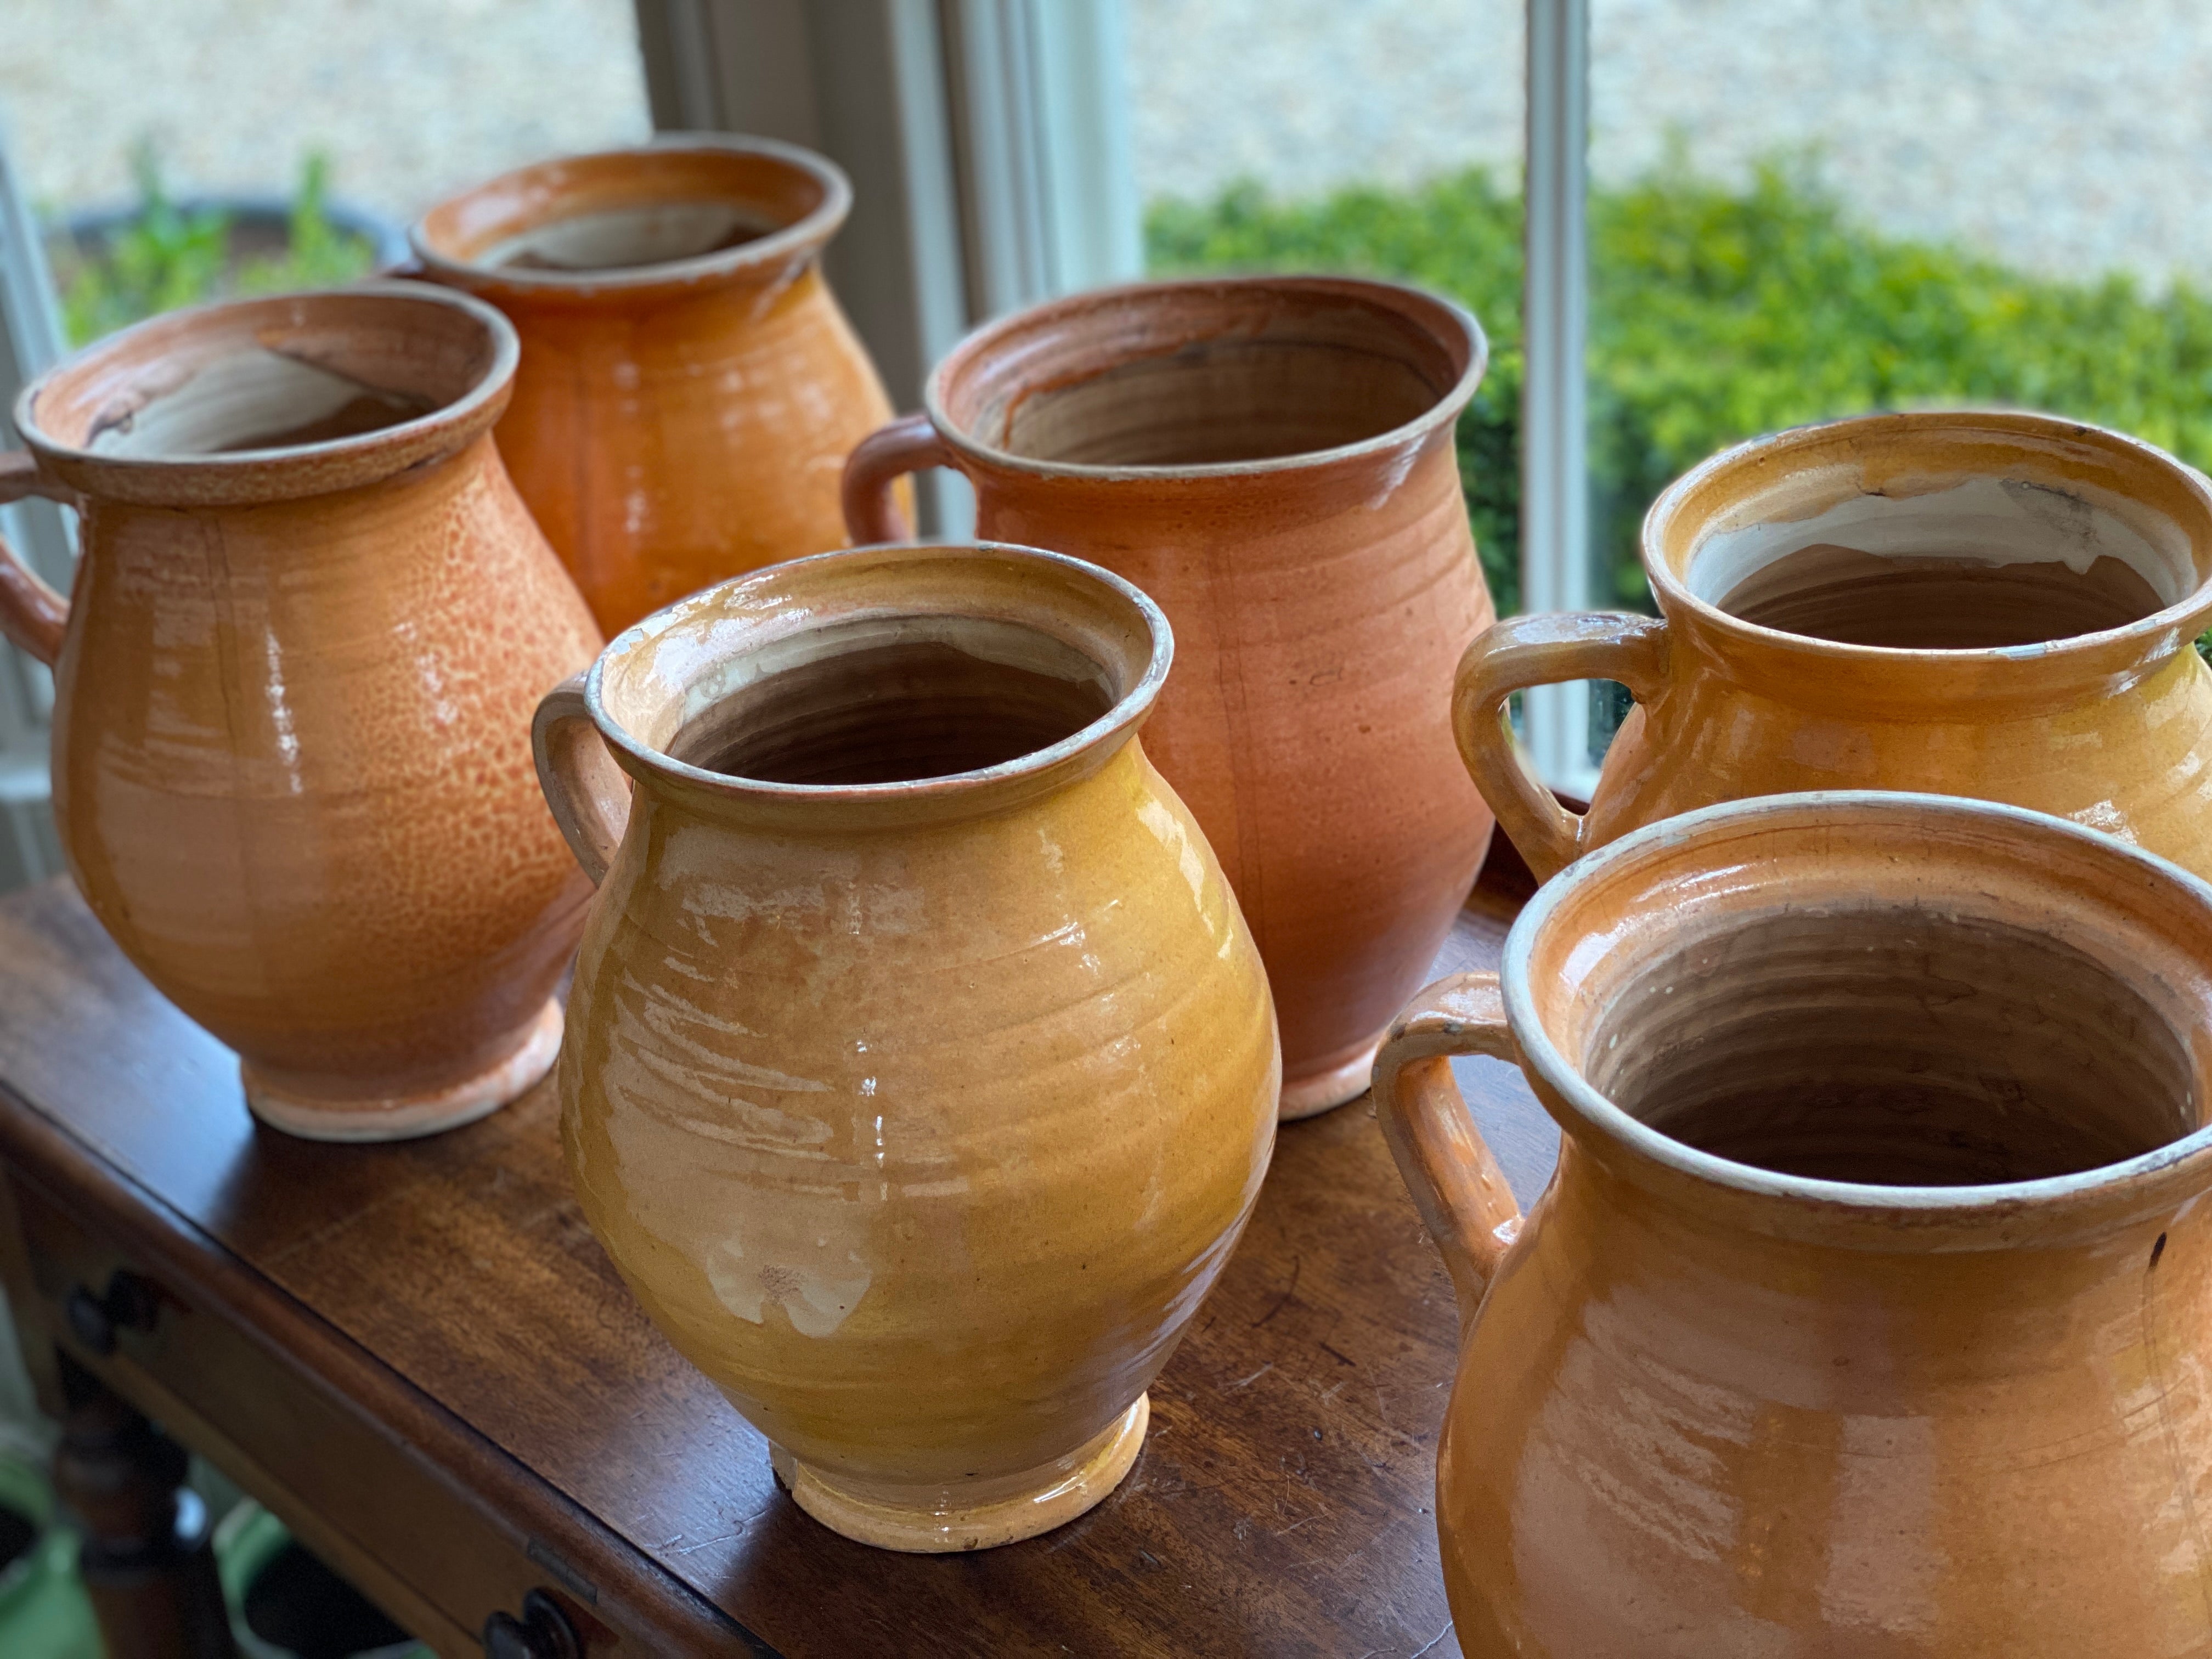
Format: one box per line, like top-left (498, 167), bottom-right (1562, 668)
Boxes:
top-left (771, 1393), bottom-right (1149, 1553)
top-left (241, 998), bottom-right (564, 1143)
top-left (1280, 1038), bottom-right (1384, 1121)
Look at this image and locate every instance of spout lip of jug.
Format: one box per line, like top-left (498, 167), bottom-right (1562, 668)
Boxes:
top-left (15, 279), bottom-right (520, 507)
top-left (576, 540), bottom-right (1175, 828)
top-left (1503, 788), bottom-right (2212, 1245)
top-left (407, 133), bottom-right (853, 302)
top-left (1638, 409), bottom-right (2212, 707)
top-left (921, 274), bottom-right (1489, 487)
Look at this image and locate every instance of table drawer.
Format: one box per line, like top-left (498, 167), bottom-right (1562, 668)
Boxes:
top-left (4, 1169), bottom-right (682, 1659)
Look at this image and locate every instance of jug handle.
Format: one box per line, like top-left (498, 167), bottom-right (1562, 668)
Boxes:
top-left (1452, 612), bottom-right (1669, 881)
top-left (841, 412), bottom-right (951, 544)
top-left (532, 674), bottom-right (631, 886)
top-left (0, 452), bottom-right (74, 665)
top-left (1373, 971), bottom-right (1526, 1331)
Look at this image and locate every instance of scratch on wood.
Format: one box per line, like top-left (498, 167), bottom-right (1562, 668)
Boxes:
top-left (1251, 1252), bottom-right (1302, 1327)
top-left (1225, 1361), bottom-right (1274, 1391)
top-left (1409, 1624), bottom-right (1454, 1657)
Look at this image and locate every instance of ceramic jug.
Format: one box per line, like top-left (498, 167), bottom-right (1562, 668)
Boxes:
top-left (1459, 410), bottom-right (2212, 879)
top-left (1376, 788), bottom-right (2212, 1656)
top-left (533, 541), bottom-right (1278, 1551)
top-left (0, 283), bottom-right (603, 1139)
top-left (843, 276), bottom-right (1496, 1118)
top-left (410, 135), bottom-right (896, 633)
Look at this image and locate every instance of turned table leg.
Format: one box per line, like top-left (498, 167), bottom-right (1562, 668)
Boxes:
top-left (52, 1355), bottom-right (236, 1659)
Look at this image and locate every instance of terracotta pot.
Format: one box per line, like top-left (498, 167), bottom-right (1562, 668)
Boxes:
top-left (534, 541), bottom-right (1278, 1551)
top-left (1376, 789), bottom-right (2212, 1655)
top-left (0, 282), bottom-right (603, 1139)
top-left (843, 276), bottom-right (1496, 1119)
top-left (410, 135), bottom-right (896, 634)
top-left (1459, 409), bottom-right (2212, 880)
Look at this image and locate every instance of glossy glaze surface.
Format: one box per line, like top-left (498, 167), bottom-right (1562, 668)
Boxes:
top-left (535, 543), bottom-right (1279, 1551)
top-left (844, 277), bottom-right (1496, 1118)
top-left (1457, 410), bottom-right (2212, 881)
top-left (1375, 791), bottom-right (2212, 1655)
top-left (412, 137), bottom-right (895, 633)
top-left (0, 284), bottom-right (602, 1137)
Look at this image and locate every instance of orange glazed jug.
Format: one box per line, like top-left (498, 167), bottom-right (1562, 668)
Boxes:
top-left (845, 277), bottom-right (1497, 1119)
top-left (1458, 410), bottom-right (2212, 881)
top-left (0, 284), bottom-right (601, 1139)
top-left (411, 136), bottom-right (896, 633)
top-left (1378, 790), bottom-right (2212, 1656)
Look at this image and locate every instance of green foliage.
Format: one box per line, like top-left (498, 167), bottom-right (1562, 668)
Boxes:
top-left (1148, 160), bottom-right (2212, 618)
top-left (58, 147), bottom-right (377, 346)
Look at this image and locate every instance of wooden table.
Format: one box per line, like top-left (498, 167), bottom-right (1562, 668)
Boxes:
top-left (0, 848), bottom-right (1561, 1658)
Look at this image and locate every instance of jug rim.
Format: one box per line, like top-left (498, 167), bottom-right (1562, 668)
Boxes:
top-left (921, 274), bottom-right (1488, 484)
top-left (1639, 409), bottom-right (2212, 686)
top-left (579, 540), bottom-right (1173, 825)
top-left (407, 133), bottom-right (853, 298)
top-left (14, 280), bottom-right (519, 507)
top-left (1504, 789), bottom-right (2212, 1238)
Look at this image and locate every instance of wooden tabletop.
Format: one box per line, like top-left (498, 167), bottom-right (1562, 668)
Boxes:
top-left (0, 847), bottom-right (1562, 1658)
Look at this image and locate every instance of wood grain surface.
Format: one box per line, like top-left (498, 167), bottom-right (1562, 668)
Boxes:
top-left (0, 845), bottom-right (1560, 1658)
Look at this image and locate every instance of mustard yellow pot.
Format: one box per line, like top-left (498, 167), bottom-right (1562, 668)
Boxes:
top-left (1458, 411), bottom-right (2212, 879)
top-left (533, 542), bottom-right (1279, 1552)
top-left (1378, 790), bottom-right (2212, 1656)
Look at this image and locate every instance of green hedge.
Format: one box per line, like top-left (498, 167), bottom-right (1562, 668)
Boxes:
top-left (1147, 161), bottom-right (2212, 618)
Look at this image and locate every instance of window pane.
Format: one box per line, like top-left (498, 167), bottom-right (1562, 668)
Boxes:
top-left (0, 0), bottom-right (651, 345)
top-left (1132, 0), bottom-right (1530, 610)
top-left (1588, 0), bottom-right (2212, 630)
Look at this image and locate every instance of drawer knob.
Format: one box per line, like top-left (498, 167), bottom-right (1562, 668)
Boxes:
top-left (65, 1271), bottom-right (159, 1356)
top-left (483, 1588), bottom-right (581, 1659)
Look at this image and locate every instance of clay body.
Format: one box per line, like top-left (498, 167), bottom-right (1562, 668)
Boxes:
top-left (534, 543), bottom-right (1279, 1551)
top-left (1459, 410), bottom-right (2212, 879)
top-left (1375, 791), bottom-right (2212, 1656)
top-left (0, 284), bottom-right (603, 1139)
top-left (844, 276), bottom-right (1496, 1118)
top-left (411, 136), bottom-right (895, 633)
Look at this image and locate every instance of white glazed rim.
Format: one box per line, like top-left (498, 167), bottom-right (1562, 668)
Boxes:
top-left (580, 540), bottom-right (1175, 804)
top-left (1639, 409), bottom-right (2212, 668)
top-left (1502, 789), bottom-right (2212, 1221)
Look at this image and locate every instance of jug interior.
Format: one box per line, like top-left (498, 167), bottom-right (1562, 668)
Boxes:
top-left (1691, 476), bottom-right (2191, 647)
top-left (86, 352), bottom-right (444, 458)
top-left (482, 202), bottom-right (775, 273)
top-left (666, 616), bottom-right (1116, 786)
top-left (1581, 903), bottom-right (2199, 1186)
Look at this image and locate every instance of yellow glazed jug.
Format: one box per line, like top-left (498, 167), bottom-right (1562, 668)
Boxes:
top-left (1378, 790), bottom-right (2212, 1656)
top-left (533, 542), bottom-right (1279, 1551)
top-left (1458, 411), bottom-right (2212, 879)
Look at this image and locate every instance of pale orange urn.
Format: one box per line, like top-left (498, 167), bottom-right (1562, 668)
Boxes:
top-left (1378, 790), bottom-right (2212, 1655)
top-left (0, 283), bottom-right (603, 1139)
top-left (410, 136), bottom-right (896, 633)
top-left (1459, 410), bottom-right (2212, 881)
top-left (844, 276), bottom-right (1497, 1119)
top-left (534, 542), bottom-right (1279, 1551)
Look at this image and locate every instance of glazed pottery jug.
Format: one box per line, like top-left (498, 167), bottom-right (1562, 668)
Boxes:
top-left (410, 135), bottom-right (896, 633)
top-left (1458, 409), bottom-right (2212, 879)
top-left (843, 276), bottom-right (1496, 1118)
top-left (0, 283), bottom-right (603, 1139)
top-left (533, 541), bottom-right (1278, 1551)
top-left (1376, 789), bottom-right (2212, 1656)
